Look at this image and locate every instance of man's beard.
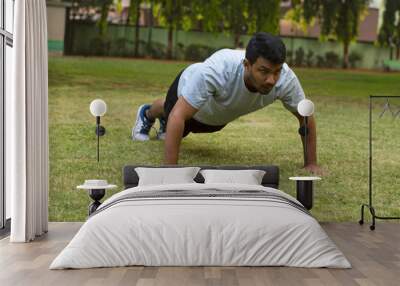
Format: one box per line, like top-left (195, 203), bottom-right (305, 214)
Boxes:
top-left (259, 85), bottom-right (273, 94)
top-left (249, 73), bottom-right (273, 94)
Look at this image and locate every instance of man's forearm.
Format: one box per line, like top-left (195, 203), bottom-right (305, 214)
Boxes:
top-left (164, 116), bottom-right (185, 165)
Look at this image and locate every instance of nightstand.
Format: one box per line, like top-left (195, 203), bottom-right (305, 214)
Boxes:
top-left (77, 180), bottom-right (117, 215)
top-left (289, 176), bottom-right (321, 210)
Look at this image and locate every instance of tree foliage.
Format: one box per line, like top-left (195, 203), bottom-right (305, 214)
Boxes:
top-left (154, 0), bottom-right (198, 58)
top-left (189, 0), bottom-right (223, 33)
top-left (290, 0), bottom-right (369, 68)
top-left (220, 0), bottom-right (249, 46)
top-left (248, 0), bottom-right (280, 35)
top-left (378, 0), bottom-right (400, 59)
top-left (97, 0), bottom-right (113, 36)
top-left (219, 0), bottom-right (280, 47)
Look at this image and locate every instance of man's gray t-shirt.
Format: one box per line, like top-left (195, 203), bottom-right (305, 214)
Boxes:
top-left (177, 48), bottom-right (305, 126)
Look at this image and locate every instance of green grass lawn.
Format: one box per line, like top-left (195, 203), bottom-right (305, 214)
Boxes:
top-left (48, 56), bottom-right (400, 222)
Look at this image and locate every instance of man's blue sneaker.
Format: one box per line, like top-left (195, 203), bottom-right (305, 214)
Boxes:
top-left (157, 117), bottom-right (167, 140)
top-left (132, 104), bottom-right (155, 141)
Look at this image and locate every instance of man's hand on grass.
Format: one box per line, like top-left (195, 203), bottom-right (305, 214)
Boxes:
top-left (303, 163), bottom-right (328, 176)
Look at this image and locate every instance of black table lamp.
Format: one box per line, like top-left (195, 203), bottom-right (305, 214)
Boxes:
top-left (89, 99), bottom-right (107, 162)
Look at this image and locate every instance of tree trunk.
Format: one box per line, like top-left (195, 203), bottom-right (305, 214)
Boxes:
top-left (167, 26), bottom-right (173, 59)
top-left (234, 33), bottom-right (241, 48)
top-left (396, 46), bottom-right (400, 60)
top-left (147, 1), bottom-right (153, 54)
top-left (134, 3), bottom-right (140, 57)
top-left (99, 4), bottom-right (109, 36)
top-left (342, 42), bottom-right (349, 69)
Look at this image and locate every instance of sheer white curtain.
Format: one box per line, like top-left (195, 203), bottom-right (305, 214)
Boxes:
top-left (8, 0), bottom-right (49, 242)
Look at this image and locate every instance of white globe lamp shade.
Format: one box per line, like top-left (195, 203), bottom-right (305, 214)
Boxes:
top-left (90, 99), bottom-right (107, 117)
top-left (297, 99), bottom-right (314, 117)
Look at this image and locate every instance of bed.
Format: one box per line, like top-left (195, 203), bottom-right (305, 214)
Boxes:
top-left (50, 165), bottom-right (351, 269)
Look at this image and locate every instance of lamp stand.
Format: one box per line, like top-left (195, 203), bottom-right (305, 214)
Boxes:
top-left (296, 180), bottom-right (313, 210)
top-left (88, 189), bottom-right (105, 215)
top-left (304, 116), bottom-right (308, 167)
top-left (95, 116), bottom-right (106, 162)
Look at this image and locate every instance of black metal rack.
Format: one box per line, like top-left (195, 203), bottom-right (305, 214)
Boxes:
top-left (359, 95), bottom-right (400, 230)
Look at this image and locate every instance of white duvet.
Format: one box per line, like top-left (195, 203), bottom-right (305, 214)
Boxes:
top-left (50, 183), bottom-right (351, 269)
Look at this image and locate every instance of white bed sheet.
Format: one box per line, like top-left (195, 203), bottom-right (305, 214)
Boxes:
top-left (50, 183), bottom-right (351, 269)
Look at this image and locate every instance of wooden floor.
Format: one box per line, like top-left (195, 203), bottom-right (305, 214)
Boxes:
top-left (0, 222), bottom-right (399, 286)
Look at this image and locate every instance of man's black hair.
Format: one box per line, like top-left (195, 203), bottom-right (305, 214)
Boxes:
top-left (245, 32), bottom-right (286, 65)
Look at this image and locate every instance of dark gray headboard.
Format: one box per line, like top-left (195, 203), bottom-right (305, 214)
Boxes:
top-left (123, 165), bottom-right (279, 189)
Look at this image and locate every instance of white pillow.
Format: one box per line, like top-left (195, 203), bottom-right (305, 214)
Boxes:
top-left (200, 169), bottom-right (266, 185)
top-left (135, 167), bottom-right (201, 186)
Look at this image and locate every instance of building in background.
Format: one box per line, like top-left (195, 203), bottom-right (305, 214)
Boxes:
top-left (47, 0), bottom-right (70, 55)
